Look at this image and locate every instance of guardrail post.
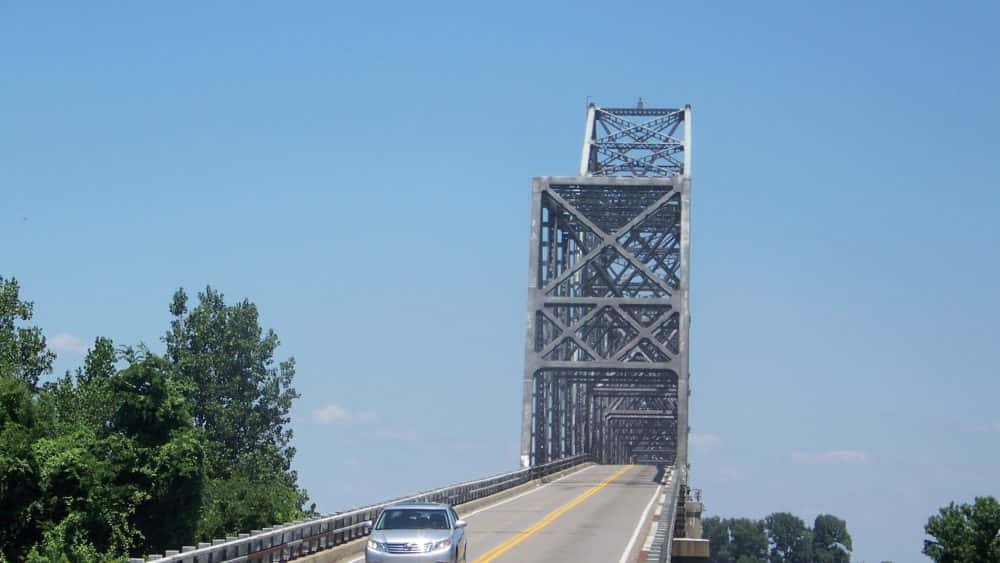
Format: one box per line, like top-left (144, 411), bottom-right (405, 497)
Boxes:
top-left (262, 527), bottom-right (273, 554)
top-left (307, 521), bottom-right (318, 553)
top-left (210, 539), bottom-right (225, 562)
top-left (316, 521), bottom-right (326, 550)
top-left (249, 530), bottom-right (262, 557)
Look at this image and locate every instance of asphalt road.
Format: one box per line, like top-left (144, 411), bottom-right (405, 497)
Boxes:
top-left (461, 464), bottom-right (662, 563)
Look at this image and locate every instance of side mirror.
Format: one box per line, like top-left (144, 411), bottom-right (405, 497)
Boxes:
top-left (363, 520), bottom-right (373, 531)
top-left (454, 519), bottom-right (467, 529)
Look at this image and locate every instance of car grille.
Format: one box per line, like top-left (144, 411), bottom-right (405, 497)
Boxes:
top-left (385, 542), bottom-right (434, 554)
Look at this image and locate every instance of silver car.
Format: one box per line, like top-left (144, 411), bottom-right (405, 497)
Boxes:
top-left (365, 502), bottom-right (468, 563)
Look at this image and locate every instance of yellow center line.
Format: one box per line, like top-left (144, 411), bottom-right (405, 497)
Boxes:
top-left (472, 465), bottom-right (634, 563)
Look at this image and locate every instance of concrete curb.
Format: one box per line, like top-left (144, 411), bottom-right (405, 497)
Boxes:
top-left (297, 462), bottom-right (596, 563)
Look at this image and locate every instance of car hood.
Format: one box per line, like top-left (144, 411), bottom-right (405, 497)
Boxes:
top-left (372, 529), bottom-right (452, 544)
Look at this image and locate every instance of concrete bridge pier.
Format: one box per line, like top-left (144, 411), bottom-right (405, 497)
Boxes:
top-left (672, 485), bottom-right (710, 562)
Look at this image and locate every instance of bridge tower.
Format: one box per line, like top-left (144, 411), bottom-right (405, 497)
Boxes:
top-left (520, 102), bottom-right (692, 469)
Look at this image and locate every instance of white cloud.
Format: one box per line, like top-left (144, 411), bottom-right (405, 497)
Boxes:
top-left (313, 404), bottom-right (350, 423)
top-left (312, 404), bottom-right (378, 425)
top-left (49, 332), bottom-right (88, 355)
top-left (689, 433), bottom-right (722, 448)
top-left (791, 450), bottom-right (868, 464)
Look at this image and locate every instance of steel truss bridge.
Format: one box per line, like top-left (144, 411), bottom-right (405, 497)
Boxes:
top-left (521, 103), bottom-right (692, 470)
top-left (131, 102), bottom-right (703, 563)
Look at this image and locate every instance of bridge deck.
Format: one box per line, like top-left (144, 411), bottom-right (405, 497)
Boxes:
top-left (463, 464), bottom-right (661, 563)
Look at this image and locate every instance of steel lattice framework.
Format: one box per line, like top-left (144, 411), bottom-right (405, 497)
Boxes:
top-left (521, 103), bottom-right (691, 467)
top-left (580, 105), bottom-right (688, 177)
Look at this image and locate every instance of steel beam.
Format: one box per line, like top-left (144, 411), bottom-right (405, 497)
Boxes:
top-left (521, 102), bottom-right (691, 467)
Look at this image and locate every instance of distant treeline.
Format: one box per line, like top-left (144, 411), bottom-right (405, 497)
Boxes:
top-left (702, 512), bottom-right (851, 563)
top-left (1, 276), bottom-right (309, 562)
top-left (702, 496), bottom-right (1000, 562)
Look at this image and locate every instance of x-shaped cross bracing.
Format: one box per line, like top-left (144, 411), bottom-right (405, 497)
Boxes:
top-left (589, 108), bottom-right (686, 176)
top-left (541, 186), bottom-right (680, 297)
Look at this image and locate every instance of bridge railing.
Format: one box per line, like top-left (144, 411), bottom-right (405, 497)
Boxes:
top-left (659, 464), bottom-right (684, 562)
top-left (641, 464), bottom-right (684, 563)
top-left (132, 454), bottom-right (590, 563)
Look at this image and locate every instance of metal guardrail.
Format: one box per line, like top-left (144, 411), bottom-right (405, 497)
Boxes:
top-left (658, 465), bottom-right (685, 563)
top-left (641, 465), bottom-right (682, 563)
top-left (131, 454), bottom-right (590, 563)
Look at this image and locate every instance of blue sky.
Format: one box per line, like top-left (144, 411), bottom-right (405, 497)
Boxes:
top-left (2, 1), bottom-right (998, 561)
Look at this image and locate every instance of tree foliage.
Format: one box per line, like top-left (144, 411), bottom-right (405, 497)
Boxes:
top-left (0, 374), bottom-right (44, 561)
top-left (703, 516), bottom-right (768, 563)
top-left (165, 287), bottom-right (307, 536)
top-left (813, 514), bottom-right (852, 563)
top-left (704, 512), bottom-right (852, 563)
top-left (165, 287), bottom-right (299, 477)
top-left (924, 496), bottom-right (1000, 563)
top-left (0, 276), bottom-right (55, 390)
top-left (0, 280), bottom-right (308, 561)
top-left (765, 512), bottom-right (813, 563)
top-left (17, 352), bottom-right (208, 560)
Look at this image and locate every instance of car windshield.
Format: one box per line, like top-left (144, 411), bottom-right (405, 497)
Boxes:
top-left (375, 509), bottom-right (450, 530)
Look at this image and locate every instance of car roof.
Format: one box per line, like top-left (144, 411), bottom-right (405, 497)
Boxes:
top-left (382, 501), bottom-right (452, 510)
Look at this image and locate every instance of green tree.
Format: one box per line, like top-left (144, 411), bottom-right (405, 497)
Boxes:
top-left (730, 518), bottom-right (768, 562)
top-left (3, 282), bottom-right (307, 558)
top-left (0, 276), bottom-right (55, 390)
top-left (165, 287), bottom-right (306, 536)
top-left (28, 353), bottom-right (207, 559)
top-left (105, 353), bottom-right (207, 554)
top-left (924, 496), bottom-right (1000, 562)
top-left (165, 287), bottom-right (299, 475)
top-left (813, 514), bottom-right (852, 563)
top-left (765, 512), bottom-right (813, 563)
top-left (24, 514), bottom-right (108, 563)
top-left (0, 374), bottom-right (44, 561)
top-left (196, 468), bottom-right (309, 540)
top-left (703, 516), bottom-right (731, 562)
top-left (30, 427), bottom-right (134, 557)
top-left (37, 337), bottom-right (118, 437)
top-left (81, 337), bottom-right (116, 385)
top-left (703, 516), bottom-right (767, 563)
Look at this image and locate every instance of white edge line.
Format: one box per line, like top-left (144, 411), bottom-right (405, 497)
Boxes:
top-left (617, 480), bottom-right (664, 563)
top-left (348, 464), bottom-right (596, 563)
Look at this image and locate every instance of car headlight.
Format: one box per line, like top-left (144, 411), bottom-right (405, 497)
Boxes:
top-left (367, 539), bottom-right (386, 552)
top-left (431, 538), bottom-right (452, 551)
